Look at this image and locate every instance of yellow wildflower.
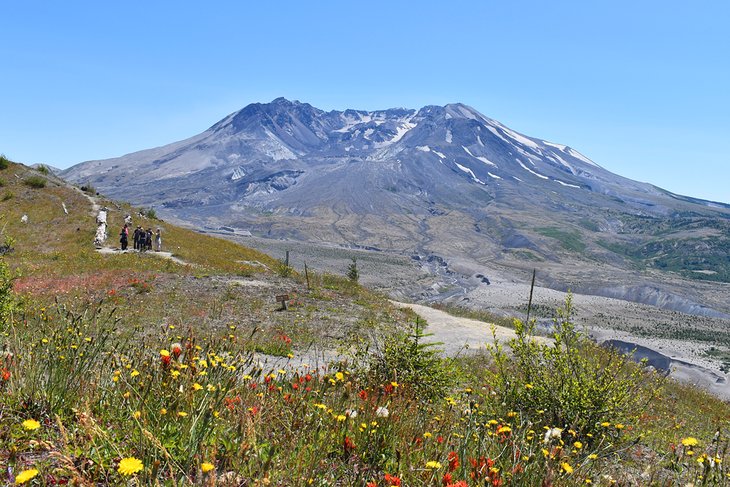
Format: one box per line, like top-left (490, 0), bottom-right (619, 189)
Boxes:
top-left (682, 437), bottom-right (699, 447)
top-left (425, 461), bottom-right (442, 469)
top-left (201, 462), bottom-right (215, 473)
top-left (118, 457), bottom-right (144, 476)
top-left (193, 383), bottom-right (203, 391)
top-left (14, 468), bottom-right (39, 484)
top-left (561, 462), bottom-right (574, 474)
top-left (335, 372), bottom-right (344, 381)
top-left (22, 419), bottom-right (41, 431)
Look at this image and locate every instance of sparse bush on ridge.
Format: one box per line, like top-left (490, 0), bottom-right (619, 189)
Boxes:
top-left (0, 154), bottom-right (9, 170)
top-left (23, 175), bottom-right (46, 188)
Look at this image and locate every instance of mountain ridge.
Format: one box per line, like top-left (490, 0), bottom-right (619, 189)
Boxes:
top-left (61, 98), bottom-right (730, 316)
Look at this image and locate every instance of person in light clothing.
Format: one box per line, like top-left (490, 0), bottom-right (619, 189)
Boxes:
top-left (155, 228), bottom-right (162, 252)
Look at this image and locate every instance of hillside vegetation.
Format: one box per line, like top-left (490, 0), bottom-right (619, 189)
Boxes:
top-left (2, 157), bottom-right (730, 486)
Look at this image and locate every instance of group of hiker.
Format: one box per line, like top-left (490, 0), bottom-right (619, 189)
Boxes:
top-left (119, 224), bottom-right (162, 252)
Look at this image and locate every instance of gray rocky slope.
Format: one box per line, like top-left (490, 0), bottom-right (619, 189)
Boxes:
top-left (62, 98), bottom-right (730, 316)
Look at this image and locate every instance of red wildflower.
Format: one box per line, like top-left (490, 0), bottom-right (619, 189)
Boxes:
top-left (384, 473), bottom-right (402, 486)
top-left (446, 481), bottom-right (468, 487)
top-left (171, 343), bottom-right (183, 359)
top-left (1, 368), bottom-right (9, 381)
top-left (367, 483), bottom-right (377, 487)
top-left (442, 473), bottom-right (453, 486)
top-left (304, 373), bottom-right (312, 382)
top-left (383, 383), bottom-right (394, 395)
top-left (292, 382), bottom-right (299, 390)
top-left (447, 451), bottom-right (460, 471)
top-left (358, 389), bottom-right (368, 401)
top-left (437, 435), bottom-right (444, 444)
top-left (344, 436), bottom-right (356, 454)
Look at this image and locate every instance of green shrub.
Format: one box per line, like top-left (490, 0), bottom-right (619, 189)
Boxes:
top-left (360, 319), bottom-right (457, 399)
top-left (488, 294), bottom-right (663, 441)
top-left (145, 207), bottom-right (157, 219)
top-left (0, 154), bottom-right (9, 170)
top-left (80, 184), bottom-right (96, 194)
top-left (346, 257), bottom-right (359, 282)
top-left (36, 164), bottom-right (49, 175)
top-left (0, 178), bottom-right (5, 187)
top-left (1, 191), bottom-right (12, 201)
top-left (24, 175), bottom-right (47, 189)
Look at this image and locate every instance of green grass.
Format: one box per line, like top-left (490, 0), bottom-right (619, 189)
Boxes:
top-left (535, 226), bottom-right (586, 252)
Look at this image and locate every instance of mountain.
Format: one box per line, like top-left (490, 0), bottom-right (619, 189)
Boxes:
top-left (62, 98), bottom-right (730, 316)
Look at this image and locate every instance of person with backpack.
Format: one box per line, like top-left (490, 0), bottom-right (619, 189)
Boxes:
top-left (119, 224), bottom-right (129, 251)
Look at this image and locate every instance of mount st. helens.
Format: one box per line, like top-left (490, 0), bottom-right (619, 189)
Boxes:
top-left (62, 98), bottom-right (730, 316)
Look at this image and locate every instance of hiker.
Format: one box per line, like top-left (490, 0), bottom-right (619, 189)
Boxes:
top-left (133, 226), bottom-right (142, 251)
top-left (146, 228), bottom-right (153, 251)
top-left (119, 224), bottom-right (129, 251)
top-left (155, 228), bottom-right (162, 252)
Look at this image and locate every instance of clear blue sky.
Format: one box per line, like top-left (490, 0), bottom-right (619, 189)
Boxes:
top-left (1, 1), bottom-right (728, 203)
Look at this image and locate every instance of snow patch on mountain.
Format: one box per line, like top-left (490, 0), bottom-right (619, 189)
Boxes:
top-left (567, 148), bottom-right (599, 167)
top-left (455, 163), bottom-right (485, 184)
top-left (463, 146), bottom-right (497, 167)
top-left (231, 167), bottom-right (246, 181)
top-left (554, 179), bottom-right (580, 188)
top-left (518, 159), bottom-right (549, 180)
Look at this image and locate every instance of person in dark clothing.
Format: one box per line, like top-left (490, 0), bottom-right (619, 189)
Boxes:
top-left (146, 228), bottom-right (153, 251)
top-left (133, 226), bottom-right (142, 251)
top-left (120, 224), bottom-right (129, 251)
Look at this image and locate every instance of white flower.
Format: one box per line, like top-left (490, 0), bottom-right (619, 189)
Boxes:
top-left (543, 427), bottom-right (562, 444)
top-left (345, 409), bottom-right (358, 418)
top-left (375, 406), bottom-right (389, 418)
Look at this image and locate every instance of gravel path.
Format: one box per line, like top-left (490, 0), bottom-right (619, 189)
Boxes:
top-left (390, 301), bottom-right (551, 356)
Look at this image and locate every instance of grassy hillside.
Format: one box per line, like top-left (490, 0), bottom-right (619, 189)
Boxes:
top-left (2, 157), bottom-right (730, 486)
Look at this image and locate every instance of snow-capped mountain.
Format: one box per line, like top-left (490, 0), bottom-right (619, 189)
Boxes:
top-left (62, 98), bottom-right (730, 315)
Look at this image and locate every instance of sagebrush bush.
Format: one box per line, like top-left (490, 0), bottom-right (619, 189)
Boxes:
top-left (0, 154), bottom-right (9, 170)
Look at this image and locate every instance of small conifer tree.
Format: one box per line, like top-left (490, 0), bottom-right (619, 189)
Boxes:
top-left (347, 257), bottom-right (359, 282)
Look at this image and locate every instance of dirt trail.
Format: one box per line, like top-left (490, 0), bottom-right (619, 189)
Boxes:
top-left (82, 191), bottom-right (191, 266)
top-left (391, 301), bottom-right (551, 355)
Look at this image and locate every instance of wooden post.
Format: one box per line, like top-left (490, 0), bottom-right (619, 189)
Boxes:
top-left (526, 269), bottom-right (536, 324)
top-left (304, 261), bottom-right (310, 290)
top-left (285, 250), bottom-right (290, 268)
top-left (276, 294), bottom-right (289, 311)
